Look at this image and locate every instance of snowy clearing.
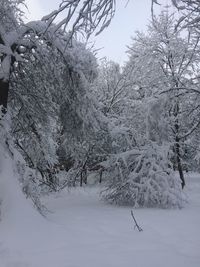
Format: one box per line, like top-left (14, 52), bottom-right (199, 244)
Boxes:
top-left (0, 172), bottom-right (200, 267)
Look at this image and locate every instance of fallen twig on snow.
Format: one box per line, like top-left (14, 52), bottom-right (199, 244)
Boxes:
top-left (131, 210), bottom-right (143, 232)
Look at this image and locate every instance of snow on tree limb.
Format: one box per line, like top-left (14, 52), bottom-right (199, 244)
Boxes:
top-left (41, 0), bottom-right (116, 38)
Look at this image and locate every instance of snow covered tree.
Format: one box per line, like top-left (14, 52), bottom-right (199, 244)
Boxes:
top-left (101, 10), bottom-right (200, 207)
top-left (123, 11), bottom-right (200, 188)
top-left (169, 0), bottom-right (200, 31)
top-left (0, 0), bottom-right (117, 214)
top-left (92, 59), bottom-right (130, 115)
top-left (102, 142), bottom-right (183, 208)
top-left (0, 0), bottom-right (116, 114)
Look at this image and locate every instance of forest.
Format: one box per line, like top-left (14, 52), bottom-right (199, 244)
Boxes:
top-left (0, 0), bottom-right (200, 266)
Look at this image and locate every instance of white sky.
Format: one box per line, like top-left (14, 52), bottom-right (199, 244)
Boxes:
top-left (25, 0), bottom-right (169, 64)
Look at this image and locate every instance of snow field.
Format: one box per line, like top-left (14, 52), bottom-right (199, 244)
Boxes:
top-left (0, 172), bottom-right (200, 267)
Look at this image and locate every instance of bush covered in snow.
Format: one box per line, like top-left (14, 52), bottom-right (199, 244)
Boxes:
top-left (102, 142), bottom-right (184, 208)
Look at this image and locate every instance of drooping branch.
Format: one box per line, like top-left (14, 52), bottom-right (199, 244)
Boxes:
top-left (41, 0), bottom-right (116, 38)
top-left (0, 0), bottom-right (117, 115)
top-left (153, 0), bottom-right (200, 31)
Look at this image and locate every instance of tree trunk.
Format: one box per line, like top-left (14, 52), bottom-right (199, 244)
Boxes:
top-left (0, 79), bottom-right (9, 114)
top-left (99, 169), bottom-right (103, 183)
top-left (80, 171), bottom-right (83, 187)
top-left (173, 88), bottom-right (185, 189)
top-left (80, 169), bottom-right (87, 186)
top-left (175, 133), bottom-right (185, 189)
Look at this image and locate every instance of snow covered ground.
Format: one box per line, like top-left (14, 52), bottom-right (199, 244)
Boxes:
top-left (0, 172), bottom-right (200, 267)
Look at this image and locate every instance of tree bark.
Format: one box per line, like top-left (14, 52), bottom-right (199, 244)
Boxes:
top-left (173, 83), bottom-right (185, 189)
top-left (175, 136), bottom-right (185, 189)
top-left (0, 79), bottom-right (9, 114)
top-left (174, 117), bottom-right (185, 189)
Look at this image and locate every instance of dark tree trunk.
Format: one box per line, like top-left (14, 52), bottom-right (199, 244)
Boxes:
top-left (80, 171), bottom-right (83, 187)
top-left (80, 169), bottom-right (87, 187)
top-left (174, 111), bottom-right (185, 189)
top-left (173, 89), bottom-right (185, 189)
top-left (84, 169), bottom-right (87, 185)
top-left (0, 79), bottom-right (9, 114)
top-left (99, 169), bottom-right (103, 183)
top-left (175, 136), bottom-right (185, 189)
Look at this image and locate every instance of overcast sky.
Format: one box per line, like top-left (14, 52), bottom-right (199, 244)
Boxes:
top-left (25, 0), bottom-right (168, 64)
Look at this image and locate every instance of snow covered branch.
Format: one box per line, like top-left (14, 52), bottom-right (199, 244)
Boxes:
top-left (42, 0), bottom-right (116, 38)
